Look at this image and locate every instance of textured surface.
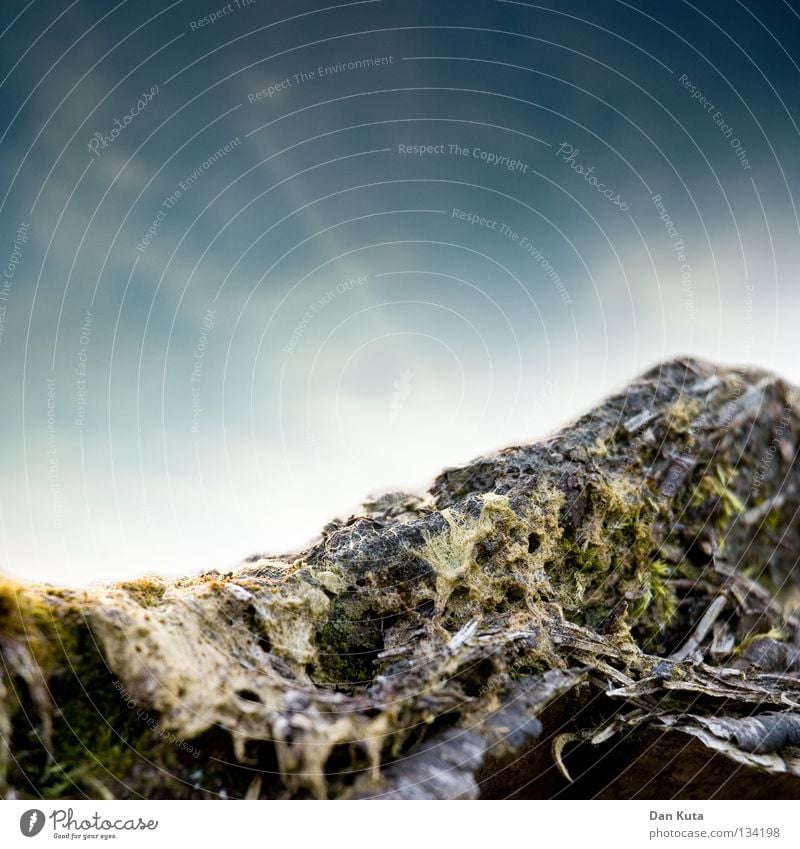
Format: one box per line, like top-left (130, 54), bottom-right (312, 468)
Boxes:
top-left (1, 357), bottom-right (799, 799)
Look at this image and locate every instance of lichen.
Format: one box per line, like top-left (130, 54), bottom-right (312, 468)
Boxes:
top-left (260, 581), bottom-right (331, 670)
top-left (416, 493), bottom-right (541, 631)
top-left (2, 357), bottom-right (799, 799)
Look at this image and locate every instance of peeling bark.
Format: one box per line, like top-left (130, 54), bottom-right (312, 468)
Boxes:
top-left (1, 357), bottom-right (799, 799)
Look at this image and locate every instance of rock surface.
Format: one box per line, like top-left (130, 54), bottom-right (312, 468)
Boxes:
top-left (2, 357), bottom-right (799, 799)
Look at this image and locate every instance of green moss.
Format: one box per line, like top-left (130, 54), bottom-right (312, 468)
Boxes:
top-left (32, 704), bottom-right (146, 799)
top-left (315, 615), bottom-right (381, 689)
top-left (692, 465), bottom-right (743, 528)
top-left (763, 508), bottom-right (784, 532)
top-left (548, 470), bottom-right (674, 638)
top-left (7, 619), bottom-right (160, 799)
top-left (631, 559), bottom-right (675, 625)
top-left (0, 579), bottom-right (81, 670)
top-left (2, 357), bottom-right (795, 799)
top-left (118, 576), bottom-right (166, 608)
top-left (733, 628), bottom-right (786, 655)
top-left (0, 579), bottom-right (92, 794)
top-left (522, 480), bottom-right (566, 572)
top-left (0, 579), bottom-right (191, 799)
top-left (416, 471), bottom-right (679, 646)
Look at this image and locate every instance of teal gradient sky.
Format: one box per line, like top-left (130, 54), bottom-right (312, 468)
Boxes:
top-left (1, 0), bottom-right (798, 582)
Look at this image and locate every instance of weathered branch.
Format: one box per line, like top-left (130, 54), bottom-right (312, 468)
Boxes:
top-left (2, 357), bottom-right (799, 799)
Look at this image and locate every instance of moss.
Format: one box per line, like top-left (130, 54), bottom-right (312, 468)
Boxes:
top-left (418, 465), bottom-right (681, 643)
top-left (118, 576), bottom-right (166, 608)
top-left (0, 579), bottom-right (94, 793)
top-left (416, 468), bottom-right (679, 649)
top-left (2, 358), bottom-right (799, 799)
top-left (315, 614), bottom-right (382, 690)
top-left (0, 578), bottom-right (80, 670)
top-left (665, 396), bottom-right (701, 433)
top-left (588, 437), bottom-right (610, 458)
top-left (733, 628), bottom-right (786, 655)
top-left (763, 507), bottom-right (784, 533)
top-left (0, 591), bottom-right (165, 799)
top-left (25, 665), bottom-right (150, 799)
top-left (417, 493), bottom-right (534, 623)
top-left (419, 508), bottom-right (477, 614)
top-left (548, 470), bottom-right (674, 638)
top-left (631, 559), bottom-right (675, 625)
top-left (692, 465), bottom-right (744, 526)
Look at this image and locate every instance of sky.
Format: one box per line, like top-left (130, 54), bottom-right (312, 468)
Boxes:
top-left (0, 0), bottom-right (798, 584)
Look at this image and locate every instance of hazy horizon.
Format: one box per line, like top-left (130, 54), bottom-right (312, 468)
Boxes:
top-left (1, 0), bottom-right (798, 584)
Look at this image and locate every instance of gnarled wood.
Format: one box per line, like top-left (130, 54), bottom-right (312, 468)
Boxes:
top-left (1, 358), bottom-right (799, 799)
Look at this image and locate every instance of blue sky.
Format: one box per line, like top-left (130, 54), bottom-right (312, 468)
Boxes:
top-left (1, 0), bottom-right (798, 582)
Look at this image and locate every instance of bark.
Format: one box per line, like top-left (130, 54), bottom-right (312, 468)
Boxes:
top-left (1, 357), bottom-right (799, 800)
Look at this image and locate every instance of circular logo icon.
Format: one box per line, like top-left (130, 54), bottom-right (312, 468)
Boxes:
top-left (19, 810), bottom-right (45, 837)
